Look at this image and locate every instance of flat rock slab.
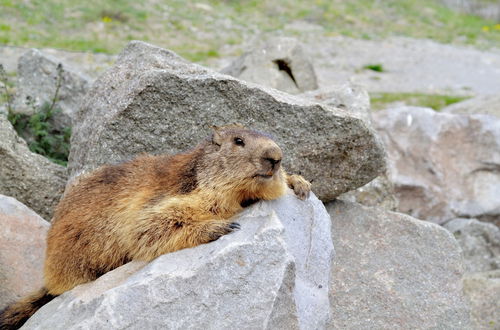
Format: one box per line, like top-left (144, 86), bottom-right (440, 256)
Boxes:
top-left (0, 116), bottom-right (67, 221)
top-left (326, 200), bottom-right (470, 329)
top-left (373, 106), bottom-right (500, 224)
top-left (24, 191), bottom-right (334, 329)
top-left (0, 195), bottom-right (48, 310)
top-left (309, 36), bottom-right (500, 96)
top-left (69, 41), bottom-right (385, 201)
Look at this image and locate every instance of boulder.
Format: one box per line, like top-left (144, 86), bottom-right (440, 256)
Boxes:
top-left (23, 191), bottom-right (334, 329)
top-left (443, 218), bottom-right (500, 273)
top-left (373, 106), bottom-right (500, 224)
top-left (0, 116), bottom-right (67, 220)
top-left (0, 195), bottom-right (49, 310)
top-left (221, 37), bottom-right (318, 94)
top-left (326, 200), bottom-right (471, 329)
top-left (12, 49), bottom-right (91, 129)
top-left (442, 94), bottom-right (500, 118)
top-left (299, 83), bottom-right (372, 124)
top-left (69, 41), bottom-right (385, 202)
top-left (462, 270), bottom-right (500, 330)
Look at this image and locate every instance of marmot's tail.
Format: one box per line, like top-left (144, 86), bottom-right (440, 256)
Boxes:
top-left (0, 288), bottom-right (56, 330)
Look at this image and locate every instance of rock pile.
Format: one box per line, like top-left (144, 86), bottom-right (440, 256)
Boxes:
top-left (0, 40), bottom-right (490, 329)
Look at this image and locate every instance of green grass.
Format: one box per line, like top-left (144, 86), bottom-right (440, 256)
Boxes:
top-left (370, 92), bottom-right (469, 111)
top-left (363, 64), bottom-right (385, 72)
top-left (8, 104), bottom-right (71, 166)
top-left (0, 0), bottom-right (499, 62)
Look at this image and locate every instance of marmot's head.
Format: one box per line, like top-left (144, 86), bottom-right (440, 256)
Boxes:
top-left (197, 125), bottom-right (286, 198)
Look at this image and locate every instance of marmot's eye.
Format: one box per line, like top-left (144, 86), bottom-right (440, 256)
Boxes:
top-left (234, 137), bottom-right (245, 146)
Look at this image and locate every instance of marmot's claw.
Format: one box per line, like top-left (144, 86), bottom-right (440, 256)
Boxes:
top-left (207, 221), bottom-right (240, 242)
top-left (287, 174), bottom-right (312, 200)
top-left (229, 222), bottom-right (241, 230)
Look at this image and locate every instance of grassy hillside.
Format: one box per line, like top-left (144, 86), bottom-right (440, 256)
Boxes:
top-left (0, 0), bottom-right (499, 61)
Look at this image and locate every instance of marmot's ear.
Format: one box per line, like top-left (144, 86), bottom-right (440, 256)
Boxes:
top-left (211, 125), bottom-right (223, 146)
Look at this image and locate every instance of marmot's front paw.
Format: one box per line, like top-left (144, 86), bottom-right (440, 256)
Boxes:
top-left (206, 221), bottom-right (240, 242)
top-left (287, 174), bottom-right (311, 200)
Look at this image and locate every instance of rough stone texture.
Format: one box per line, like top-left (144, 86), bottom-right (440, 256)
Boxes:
top-left (13, 49), bottom-right (91, 129)
top-left (0, 195), bottom-right (49, 310)
top-left (463, 270), bottom-right (500, 330)
top-left (69, 41), bottom-right (385, 201)
top-left (221, 37), bottom-right (318, 94)
top-left (443, 218), bottom-right (500, 273)
top-left (24, 191), bottom-right (334, 329)
top-left (0, 116), bottom-right (67, 221)
top-left (373, 106), bottom-right (500, 225)
top-left (326, 200), bottom-right (471, 329)
top-left (299, 83), bottom-right (372, 124)
top-left (442, 94), bottom-right (500, 118)
top-left (338, 173), bottom-right (398, 211)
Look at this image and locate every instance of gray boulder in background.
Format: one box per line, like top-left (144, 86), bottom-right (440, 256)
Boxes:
top-left (23, 191), bottom-right (334, 329)
top-left (442, 94), bottom-right (500, 118)
top-left (221, 37), bottom-right (318, 94)
top-left (69, 41), bottom-right (385, 202)
top-left (12, 49), bottom-right (90, 129)
top-left (462, 270), bottom-right (500, 330)
top-left (299, 83), bottom-right (372, 124)
top-left (444, 218), bottom-right (500, 273)
top-left (374, 106), bottom-right (500, 225)
top-left (326, 200), bottom-right (471, 329)
top-left (0, 116), bottom-right (67, 220)
top-left (338, 173), bottom-right (398, 211)
top-left (0, 195), bottom-right (48, 310)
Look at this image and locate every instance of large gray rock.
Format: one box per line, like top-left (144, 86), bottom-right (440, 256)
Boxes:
top-left (442, 94), bottom-right (500, 118)
top-left (444, 218), bottom-right (500, 273)
top-left (221, 37), bottom-right (318, 94)
top-left (373, 106), bottom-right (500, 225)
top-left (69, 41), bottom-right (385, 201)
top-left (23, 191), bottom-right (334, 329)
top-left (0, 195), bottom-right (48, 310)
top-left (0, 116), bottom-right (67, 220)
top-left (13, 49), bottom-right (91, 129)
top-left (462, 270), bottom-right (500, 330)
top-left (326, 200), bottom-right (471, 329)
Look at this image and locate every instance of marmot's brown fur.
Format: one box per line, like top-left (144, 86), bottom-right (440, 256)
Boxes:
top-left (0, 125), bottom-right (311, 329)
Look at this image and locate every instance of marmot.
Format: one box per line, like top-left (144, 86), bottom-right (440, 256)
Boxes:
top-left (0, 125), bottom-right (311, 329)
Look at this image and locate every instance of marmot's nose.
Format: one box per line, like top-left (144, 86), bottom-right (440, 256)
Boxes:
top-left (262, 145), bottom-right (283, 171)
top-left (264, 157), bottom-right (281, 169)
